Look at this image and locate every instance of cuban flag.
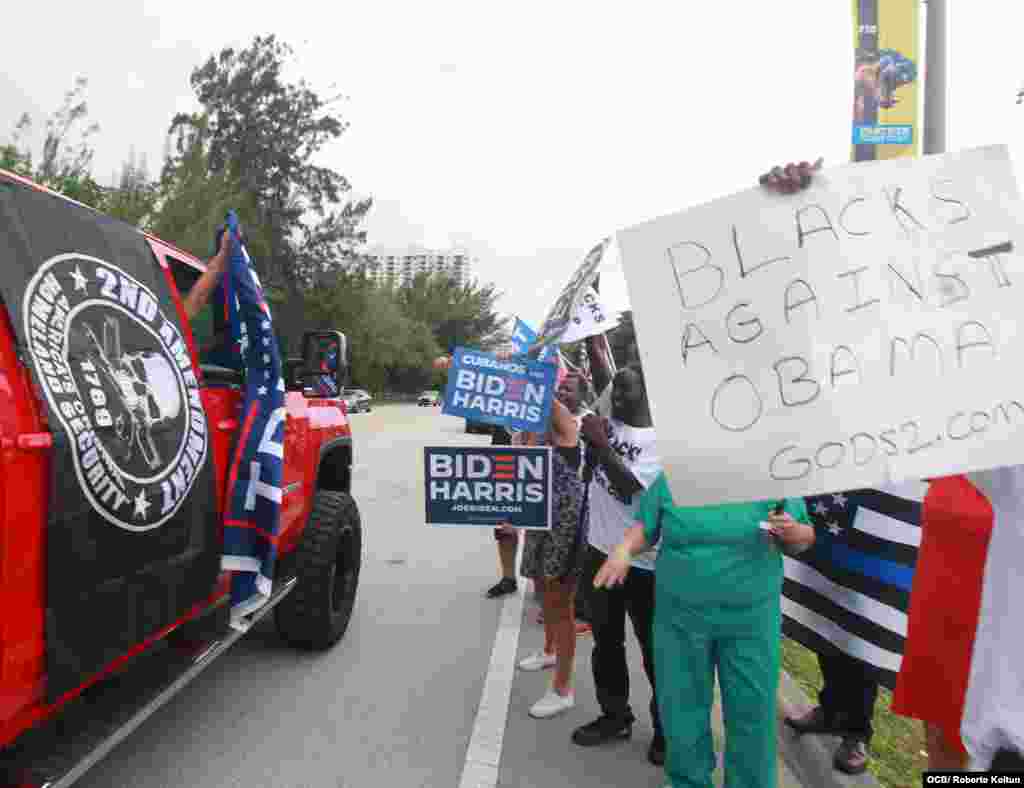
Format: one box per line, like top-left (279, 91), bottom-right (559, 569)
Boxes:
top-left (217, 211), bottom-right (285, 629)
top-left (780, 482), bottom-right (926, 689)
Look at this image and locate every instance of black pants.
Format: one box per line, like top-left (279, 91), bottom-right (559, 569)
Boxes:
top-left (817, 651), bottom-right (879, 742)
top-left (582, 544), bottom-right (662, 736)
top-left (991, 749), bottom-right (1024, 772)
top-left (574, 491), bottom-right (592, 622)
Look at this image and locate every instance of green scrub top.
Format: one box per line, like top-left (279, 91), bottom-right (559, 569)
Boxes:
top-left (636, 472), bottom-right (810, 608)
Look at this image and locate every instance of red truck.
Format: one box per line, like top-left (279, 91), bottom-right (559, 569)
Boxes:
top-left (0, 168), bottom-right (363, 786)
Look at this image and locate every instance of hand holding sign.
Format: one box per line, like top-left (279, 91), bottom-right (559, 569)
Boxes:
top-left (759, 158), bottom-right (824, 194)
top-left (766, 510), bottom-right (814, 554)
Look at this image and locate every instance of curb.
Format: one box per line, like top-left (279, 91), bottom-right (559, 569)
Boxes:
top-left (777, 670), bottom-right (882, 788)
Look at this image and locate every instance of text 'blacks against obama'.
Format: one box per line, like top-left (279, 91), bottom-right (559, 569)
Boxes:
top-left (666, 178), bottom-right (1011, 435)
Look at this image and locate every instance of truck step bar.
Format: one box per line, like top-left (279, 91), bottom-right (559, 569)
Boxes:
top-left (0, 577), bottom-right (298, 788)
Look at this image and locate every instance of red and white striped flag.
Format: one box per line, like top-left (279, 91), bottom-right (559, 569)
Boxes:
top-left (961, 467), bottom-right (1024, 770)
top-left (895, 470), bottom-right (1024, 771)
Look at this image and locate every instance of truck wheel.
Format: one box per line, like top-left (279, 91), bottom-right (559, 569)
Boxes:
top-left (276, 491), bottom-right (362, 650)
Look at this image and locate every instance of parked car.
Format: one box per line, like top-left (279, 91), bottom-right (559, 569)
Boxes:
top-left (465, 419), bottom-right (491, 435)
top-left (341, 388), bottom-right (368, 413)
top-left (351, 389), bottom-right (373, 412)
top-left (418, 390), bottom-right (440, 407)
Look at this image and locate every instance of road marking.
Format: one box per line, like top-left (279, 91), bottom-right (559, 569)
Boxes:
top-left (458, 584), bottom-right (525, 788)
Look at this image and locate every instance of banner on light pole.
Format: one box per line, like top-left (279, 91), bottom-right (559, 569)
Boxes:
top-left (851, 0), bottom-right (921, 162)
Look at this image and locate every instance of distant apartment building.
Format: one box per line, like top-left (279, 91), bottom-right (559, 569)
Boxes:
top-left (361, 245), bottom-right (474, 287)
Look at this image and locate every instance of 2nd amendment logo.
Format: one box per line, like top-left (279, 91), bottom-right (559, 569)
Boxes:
top-left (23, 254), bottom-right (209, 532)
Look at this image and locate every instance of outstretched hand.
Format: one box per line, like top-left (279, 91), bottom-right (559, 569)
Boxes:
top-left (593, 551), bottom-right (631, 589)
top-left (759, 158), bottom-right (823, 194)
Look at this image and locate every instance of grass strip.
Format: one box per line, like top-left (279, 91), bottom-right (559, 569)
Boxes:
top-left (780, 639), bottom-right (927, 788)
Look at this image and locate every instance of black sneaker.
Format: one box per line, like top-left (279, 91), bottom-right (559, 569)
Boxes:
top-left (572, 714), bottom-right (634, 747)
top-left (785, 706), bottom-right (840, 736)
top-left (834, 736), bottom-right (869, 775)
top-left (485, 578), bottom-right (517, 598)
top-left (647, 734), bottom-right (666, 766)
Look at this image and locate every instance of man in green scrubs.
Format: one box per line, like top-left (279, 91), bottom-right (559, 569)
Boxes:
top-left (595, 472), bottom-right (815, 788)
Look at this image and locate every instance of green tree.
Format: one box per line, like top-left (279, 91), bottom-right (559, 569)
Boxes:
top-left (152, 114), bottom-right (271, 263)
top-left (103, 148), bottom-right (160, 228)
top-left (395, 272), bottom-right (509, 353)
top-left (168, 35), bottom-right (372, 339)
top-left (304, 271), bottom-right (439, 393)
top-left (3, 77), bottom-right (107, 209)
top-left (0, 114), bottom-right (33, 177)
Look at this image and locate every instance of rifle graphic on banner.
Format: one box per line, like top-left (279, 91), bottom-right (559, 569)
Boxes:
top-left (217, 211), bottom-right (286, 629)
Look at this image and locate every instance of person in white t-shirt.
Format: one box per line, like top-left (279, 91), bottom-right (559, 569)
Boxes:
top-left (570, 333), bottom-right (665, 767)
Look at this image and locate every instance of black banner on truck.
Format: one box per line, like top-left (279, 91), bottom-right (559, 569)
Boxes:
top-left (0, 175), bottom-right (220, 701)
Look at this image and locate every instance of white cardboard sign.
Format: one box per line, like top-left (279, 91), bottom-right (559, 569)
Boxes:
top-left (616, 145), bottom-right (1024, 506)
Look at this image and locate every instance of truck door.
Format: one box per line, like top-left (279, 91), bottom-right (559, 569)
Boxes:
top-left (281, 391), bottom-right (310, 540)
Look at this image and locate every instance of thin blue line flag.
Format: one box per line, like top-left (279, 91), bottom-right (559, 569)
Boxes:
top-left (782, 484), bottom-right (925, 689)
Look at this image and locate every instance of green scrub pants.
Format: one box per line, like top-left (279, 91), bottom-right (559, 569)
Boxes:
top-left (654, 593), bottom-right (780, 788)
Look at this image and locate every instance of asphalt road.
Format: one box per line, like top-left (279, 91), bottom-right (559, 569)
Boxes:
top-left (73, 404), bottom-right (513, 788)
top-left (74, 404), bottom-right (801, 788)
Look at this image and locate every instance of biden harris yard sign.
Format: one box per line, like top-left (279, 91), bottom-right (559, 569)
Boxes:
top-left (424, 446), bottom-right (552, 529)
top-left (442, 347), bottom-right (557, 433)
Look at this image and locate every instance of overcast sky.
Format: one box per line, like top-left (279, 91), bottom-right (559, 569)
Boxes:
top-left (2, 1), bottom-right (1021, 326)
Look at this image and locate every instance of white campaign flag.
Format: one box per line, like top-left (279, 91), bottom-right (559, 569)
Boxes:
top-left (557, 286), bottom-right (620, 344)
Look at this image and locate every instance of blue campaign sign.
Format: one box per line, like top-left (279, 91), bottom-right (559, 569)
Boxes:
top-left (511, 317), bottom-right (556, 364)
top-left (424, 446), bottom-right (552, 529)
top-left (442, 346), bottom-right (557, 433)
top-left (510, 317), bottom-right (537, 355)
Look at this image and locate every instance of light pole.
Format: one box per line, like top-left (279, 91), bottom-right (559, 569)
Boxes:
top-left (922, 0), bottom-right (947, 155)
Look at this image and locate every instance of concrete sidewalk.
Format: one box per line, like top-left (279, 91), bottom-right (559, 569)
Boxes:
top-left (497, 595), bottom-right (806, 788)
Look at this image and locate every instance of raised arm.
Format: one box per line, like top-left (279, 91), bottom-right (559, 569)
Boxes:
top-left (580, 413), bottom-right (643, 501)
top-left (183, 230), bottom-right (231, 320)
top-left (585, 334), bottom-right (614, 397)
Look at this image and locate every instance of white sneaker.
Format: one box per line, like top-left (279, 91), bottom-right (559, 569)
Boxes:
top-left (529, 688), bottom-right (575, 719)
top-left (518, 650), bottom-right (556, 671)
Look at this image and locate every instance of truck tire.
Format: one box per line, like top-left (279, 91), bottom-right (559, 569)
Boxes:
top-left (276, 491), bottom-right (362, 650)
